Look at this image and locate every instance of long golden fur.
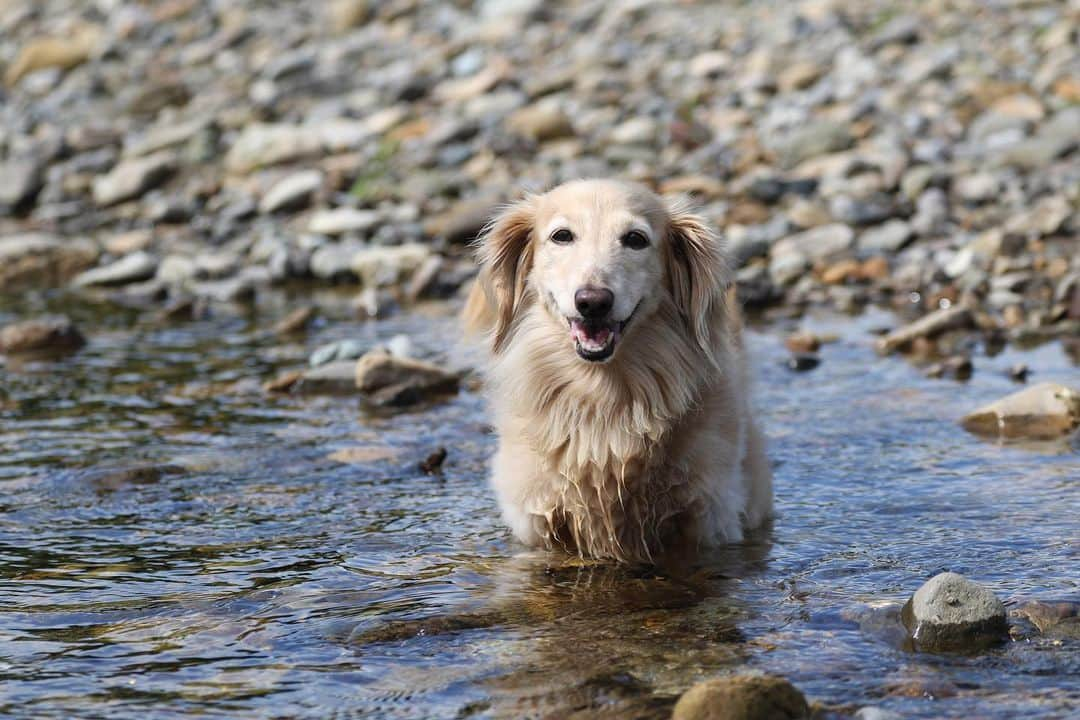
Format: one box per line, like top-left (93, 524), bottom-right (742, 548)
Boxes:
top-left (465, 179), bottom-right (772, 563)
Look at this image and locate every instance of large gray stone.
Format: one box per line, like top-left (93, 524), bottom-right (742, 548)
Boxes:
top-left (901, 572), bottom-right (1007, 652)
top-left (73, 251), bottom-right (158, 287)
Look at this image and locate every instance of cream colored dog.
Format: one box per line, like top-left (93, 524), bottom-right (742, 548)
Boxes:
top-left (465, 179), bottom-right (772, 563)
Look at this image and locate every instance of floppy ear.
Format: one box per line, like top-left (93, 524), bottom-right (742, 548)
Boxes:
top-left (468, 197), bottom-right (537, 352)
top-left (664, 198), bottom-right (731, 362)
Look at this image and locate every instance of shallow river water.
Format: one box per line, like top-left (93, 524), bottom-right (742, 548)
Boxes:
top-left (1, 290), bottom-right (1077, 719)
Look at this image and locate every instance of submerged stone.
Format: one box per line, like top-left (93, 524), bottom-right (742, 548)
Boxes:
top-left (672, 674), bottom-right (809, 720)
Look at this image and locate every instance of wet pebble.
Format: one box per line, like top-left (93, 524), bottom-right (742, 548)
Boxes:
top-left (672, 674), bottom-right (809, 720)
top-left (901, 572), bottom-right (1008, 652)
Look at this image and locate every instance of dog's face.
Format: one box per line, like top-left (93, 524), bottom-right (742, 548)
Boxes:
top-left (531, 182), bottom-right (669, 362)
top-left (472, 179), bottom-right (728, 364)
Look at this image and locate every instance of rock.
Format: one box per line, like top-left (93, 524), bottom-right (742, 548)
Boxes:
top-left (955, 173), bottom-right (999, 204)
top-left (73, 251), bottom-right (158, 288)
top-left (506, 102), bottom-right (574, 142)
top-left (858, 220), bottom-right (913, 254)
top-left (925, 355), bottom-right (973, 381)
top-left (0, 234), bottom-right (99, 289)
top-left (189, 266), bottom-right (269, 303)
top-left (156, 254), bottom-right (197, 286)
top-left (0, 315), bottom-right (85, 355)
top-left (354, 349), bottom-right (459, 407)
top-left (769, 252), bottom-right (810, 286)
top-left (310, 339), bottom-right (367, 367)
top-left (329, 0), bottom-right (371, 31)
top-left (961, 383), bottom-right (1080, 440)
top-left (767, 121), bottom-right (853, 168)
top-left (854, 708), bottom-right (904, 720)
top-left (260, 170), bottom-right (323, 213)
top-left (786, 354), bottom-right (820, 372)
top-left (309, 208), bottom-right (381, 236)
top-left (310, 241), bottom-right (364, 280)
top-left (328, 446), bottom-right (397, 464)
top-left (901, 572), bottom-right (1008, 652)
top-left (5, 27), bottom-right (100, 86)
top-left (273, 307), bottom-right (316, 336)
top-left (351, 243), bottom-right (430, 287)
top-left (1009, 364), bottom-right (1029, 383)
top-left (418, 447), bottom-right (448, 474)
top-left (671, 674), bottom-right (809, 720)
top-left (424, 197), bottom-right (497, 244)
top-left (92, 153), bottom-right (177, 206)
top-left (911, 187), bottom-right (948, 236)
top-left (1011, 600), bottom-right (1080, 640)
top-left (876, 307), bottom-right (974, 355)
top-left (263, 369), bottom-right (304, 393)
top-left (0, 156), bottom-right (45, 211)
top-left (772, 224), bottom-right (855, 262)
top-left (103, 229), bottom-right (153, 256)
top-left (296, 360), bottom-right (360, 394)
top-left (784, 332), bottom-right (821, 354)
top-left (225, 124), bottom-right (322, 174)
top-left (80, 463), bottom-right (184, 491)
top-left (608, 117), bottom-right (658, 145)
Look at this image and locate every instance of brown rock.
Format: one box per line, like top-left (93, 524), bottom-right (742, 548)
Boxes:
top-left (0, 315), bottom-right (85, 356)
top-left (273, 307), bottom-right (316, 336)
top-left (821, 259), bottom-right (860, 285)
top-left (354, 349), bottom-right (459, 407)
top-left (4, 26), bottom-right (100, 86)
top-left (0, 234), bottom-right (100, 290)
top-left (506, 103), bottom-right (574, 142)
top-left (858, 256), bottom-right (890, 281)
top-left (424, 197), bottom-right (497, 244)
top-left (263, 369), bottom-right (304, 393)
top-left (784, 332), bottom-right (821, 354)
top-left (876, 307), bottom-right (974, 355)
top-left (1012, 600), bottom-right (1080, 640)
top-left (672, 675), bottom-right (809, 720)
top-left (961, 382), bottom-right (1080, 440)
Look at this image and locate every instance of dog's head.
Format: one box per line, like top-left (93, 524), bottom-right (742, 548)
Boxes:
top-left (471, 179), bottom-right (730, 364)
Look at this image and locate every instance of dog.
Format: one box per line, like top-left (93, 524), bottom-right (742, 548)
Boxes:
top-left (464, 179), bottom-right (772, 563)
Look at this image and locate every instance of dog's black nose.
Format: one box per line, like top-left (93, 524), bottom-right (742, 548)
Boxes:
top-left (574, 287), bottom-right (614, 319)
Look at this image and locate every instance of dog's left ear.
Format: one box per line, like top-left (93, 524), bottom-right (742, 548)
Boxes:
top-left (468, 197), bottom-right (537, 352)
top-left (664, 198), bottom-right (732, 362)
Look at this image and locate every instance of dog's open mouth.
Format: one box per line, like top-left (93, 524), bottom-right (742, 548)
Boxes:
top-left (567, 304), bottom-right (639, 362)
top-left (569, 318), bottom-right (623, 361)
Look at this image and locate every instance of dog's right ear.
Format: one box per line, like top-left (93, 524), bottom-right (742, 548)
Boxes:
top-left (466, 197), bottom-right (536, 352)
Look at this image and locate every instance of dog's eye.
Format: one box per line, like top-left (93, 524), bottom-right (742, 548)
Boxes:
top-left (550, 228), bottom-right (574, 245)
top-left (622, 230), bottom-right (650, 249)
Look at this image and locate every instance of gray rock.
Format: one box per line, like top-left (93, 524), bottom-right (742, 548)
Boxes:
top-left (854, 708), bottom-right (904, 720)
top-left (259, 170), bottom-right (323, 214)
top-left (310, 339), bottom-right (367, 367)
top-left (73, 251), bottom-right (158, 287)
top-left (309, 208), bottom-right (381, 236)
top-left (911, 187), bottom-right (948, 236)
top-left (829, 193), bottom-right (895, 226)
top-left (769, 252), bottom-right (810, 286)
top-left (225, 124), bottom-right (322, 174)
top-left (0, 156), bottom-right (45, 210)
top-left (954, 173), bottom-right (1000, 204)
top-left (772, 223), bottom-right (855, 262)
top-left (310, 241), bottom-right (363, 280)
top-left (296, 360), bottom-right (360, 394)
top-left (961, 383), bottom-right (1080, 440)
top-left (858, 220), bottom-right (913, 254)
top-left (768, 120), bottom-right (853, 169)
top-left (156, 254), bottom-right (197, 285)
top-left (901, 572), bottom-right (1008, 651)
top-left (351, 243), bottom-right (431, 287)
top-left (92, 152), bottom-right (177, 206)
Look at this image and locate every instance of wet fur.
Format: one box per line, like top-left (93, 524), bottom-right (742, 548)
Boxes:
top-left (466, 180), bottom-right (772, 562)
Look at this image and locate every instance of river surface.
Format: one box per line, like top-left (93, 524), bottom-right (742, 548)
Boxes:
top-left (1, 290), bottom-right (1077, 719)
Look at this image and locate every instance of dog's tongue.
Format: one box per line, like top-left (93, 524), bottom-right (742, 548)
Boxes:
top-left (570, 320), bottom-right (613, 348)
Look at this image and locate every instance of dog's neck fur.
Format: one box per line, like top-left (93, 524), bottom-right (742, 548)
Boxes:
top-left (486, 292), bottom-right (724, 560)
